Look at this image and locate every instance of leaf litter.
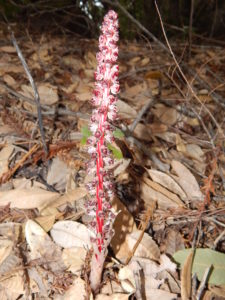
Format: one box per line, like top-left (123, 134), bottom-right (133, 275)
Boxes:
top-left (0, 22), bottom-right (224, 300)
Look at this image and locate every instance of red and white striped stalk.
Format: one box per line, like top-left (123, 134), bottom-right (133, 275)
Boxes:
top-left (85, 10), bottom-right (119, 291)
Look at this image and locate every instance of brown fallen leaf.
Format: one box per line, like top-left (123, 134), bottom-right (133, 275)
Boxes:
top-left (145, 289), bottom-right (178, 300)
top-left (141, 181), bottom-right (182, 210)
top-left (0, 145), bottom-right (15, 177)
top-left (208, 285), bottom-right (225, 297)
top-left (161, 229), bottom-right (185, 256)
top-left (171, 160), bottom-right (203, 201)
top-left (181, 250), bottom-right (194, 300)
top-left (152, 104), bottom-right (179, 126)
top-left (143, 177), bottom-right (184, 207)
top-left (43, 187), bottom-right (87, 210)
top-left (0, 46), bottom-right (17, 53)
top-left (46, 157), bottom-right (71, 191)
top-left (123, 82), bottom-right (148, 98)
top-left (62, 247), bottom-right (87, 275)
top-left (21, 83), bottom-right (59, 105)
top-left (147, 168), bottom-right (187, 201)
top-left (113, 230), bottom-right (160, 263)
top-left (133, 123), bottom-right (152, 141)
top-left (0, 188), bottom-right (59, 210)
top-left (54, 277), bottom-right (89, 300)
top-left (118, 265), bottom-right (136, 294)
top-left (35, 215), bottom-right (56, 232)
top-left (25, 220), bottom-right (65, 273)
top-left (111, 197), bottom-right (137, 261)
top-left (117, 100), bottom-right (137, 119)
top-left (3, 74), bottom-right (17, 86)
top-left (0, 271), bottom-right (25, 295)
top-left (50, 220), bottom-right (91, 248)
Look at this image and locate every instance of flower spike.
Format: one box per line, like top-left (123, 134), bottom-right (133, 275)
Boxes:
top-left (85, 10), bottom-right (120, 292)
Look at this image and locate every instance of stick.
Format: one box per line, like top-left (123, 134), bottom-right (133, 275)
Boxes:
top-left (128, 98), bottom-right (156, 133)
top-left (196, 265), bottom-right (212, 300)
top-left (11, 32), bottom-right (48, 155)
top-left (188, 0), bottom-right (195, 60)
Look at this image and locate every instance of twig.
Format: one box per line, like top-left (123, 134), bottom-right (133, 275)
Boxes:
top-left (128, 98), bottom-right (155, 133)
top-left (11, 32), bottom-right (48, 155)
top-left (125, 208), bottom-right (152, 265)
top-left (213, 229), bottom-right (225, 249)
top-left (191, 107), bottom-right (216, 149)
top-left (195, 265), bottom-right (212, 300)
top-left (188, 0), bottom-right (195, 60)
top-left (0, 143), bottom-right (39, 184)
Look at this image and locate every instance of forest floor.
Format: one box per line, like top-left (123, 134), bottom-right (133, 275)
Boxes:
top-left (0, 25), bottom-right (224, 300)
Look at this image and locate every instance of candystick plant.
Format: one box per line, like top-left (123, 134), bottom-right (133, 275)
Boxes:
top-left (85, 10), bottom-right (120, 291)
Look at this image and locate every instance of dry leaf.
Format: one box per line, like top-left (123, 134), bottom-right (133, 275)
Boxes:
top-left (154, 132), bottom-right (177, 144)
top-left (140, 57), bottom-right (150, 66)
top-left (181, 250), bottom-right (194, 300)
top-left (147, 169), bottom-right (187, 201)
top-left (54, 277), bottom-right (88, 300)
top-left (0, 188), bottom-right (59, 209)
top-left (0, 46), bottom-right (17, 53)
top-left (100, 280), bottom-right (124, 295)
top-left (133, 123), bottom-right (152, 141)
top-left (118, 265), bottom-right (136, 293)
top-left (75, 82), bottom-right (93, 101)
top-left (62, 56), bottom-right (84, 70)
top-left (124, 82), bottom-right (148, 98)
top-left (50, 220), bottom-right (91, 248)
top-left (113, 230), bottom-right (160, 263)
top-left (111, 197), bottom-right (137, 261)
top-left (62, 247), bottom-right (87, 274)
top-left (141, 181), bottom-right (181, 210)
top-left (25, 220), bottom-right (65, 273)
top-left (176, 134), bottom-right (186, 153)
top-left (208, 285), bottom-right (225, 297)
top-left (43, 187), bottom-right (87, 210)
top-left (0, 145), bottom-right (15, 177)
top-left (47, 157), bottom-right (71, 190)
top-left (0, 240), bottom-right (13, 267)
top-left (185, 144), bottom-right (205, 161)
top-left (35, 215), bottom-right (56, 232)
top-left (161, 229), bottom-right (185, 256)
top-left (117, 100), bottom-right (137, 119)
top-left (3, 74), bottom-right (16, 86)
top-left (145, 289), bottom-right (178, 300)
top-left (0, 63), bottom-right (23, 76)
top-left (143, 177), bottom-right (184, 207)
top-left (0, 222), bottom-right (21, 242)
top-left (85, 51), bottom-right (97, 69)
top-left (0, 271), bottom-right (25, 294)
top-left (153, 104), bottom-right (179, 126)
top-left (131, 254), bottom-right (176, 277)
top-left (21, 83), bottom-right (59, 105)
top-left (171, 160), bottom-right (203, 201)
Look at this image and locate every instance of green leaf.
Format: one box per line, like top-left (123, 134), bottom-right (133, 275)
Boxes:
top-left (81, 136), bottom-right (88, 145)
top-left (81, 125), bottom-right (91, 138)
top-left (173, 248), bottom-right (225, 285)
top-left (107, 144), bottom-right (123, 159)
top-left (80, 125), bottom-right (91, 145)
top-left (113, 128), bottom-right (124, 139)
